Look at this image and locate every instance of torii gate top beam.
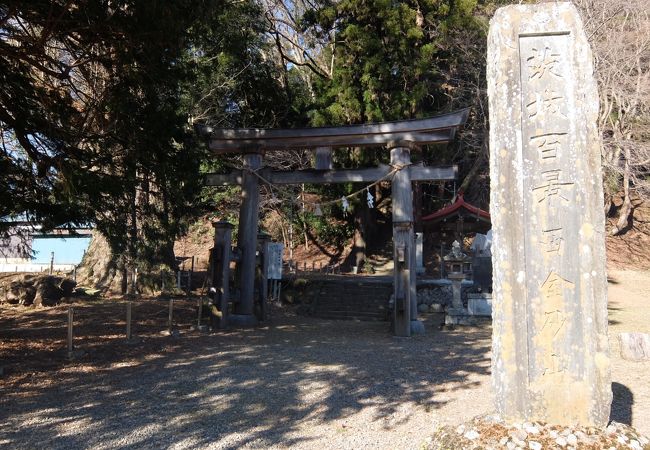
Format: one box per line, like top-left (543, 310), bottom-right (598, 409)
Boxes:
top-left (206, 109), bottom-right (469, 153)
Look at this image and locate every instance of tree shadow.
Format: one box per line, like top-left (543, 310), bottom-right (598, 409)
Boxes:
top-left (303, 226), bottom-right (346, 265)
top-left (0, 308), bottom-right (492, 449)
top-left (608, 301), bottom-right (623, 326)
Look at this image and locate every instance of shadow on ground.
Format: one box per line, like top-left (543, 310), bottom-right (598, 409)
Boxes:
top-left (610, 382), bottom-right (634, 426)
top-left (0, 308), bottom-right (492, 449)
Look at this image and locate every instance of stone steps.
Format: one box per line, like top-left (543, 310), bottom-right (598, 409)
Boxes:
top-left (315, 312), bottom-right (387, 322)
top-left (308, 278), bottom-right (391, 322)
top-left (313, 307), bottom-right (388, 315)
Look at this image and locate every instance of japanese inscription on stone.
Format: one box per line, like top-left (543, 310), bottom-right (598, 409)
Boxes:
top-left (520, 32), bottom-right (575, 382)
top-left (488, 3), bottom-right (611, 427)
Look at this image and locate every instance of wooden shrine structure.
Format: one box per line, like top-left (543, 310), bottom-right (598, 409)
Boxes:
top-left (202, 109), bottom-right (469, 336)
top-left (422, 192), bottom-right (491, 240)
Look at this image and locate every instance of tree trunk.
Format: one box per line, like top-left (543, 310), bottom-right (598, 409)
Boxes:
top-left (121, 265), bottom-right (128, 295)
top-left (414, 182), bottom-right (423, 232)
top-left (353, 219), bottom-right (366, 270)
top-left (159, 185), bottom-right (176, 268)
top-left (456, 134), bottom-right (488, 200)
top-left (280, 214), bottom-right (288, 248)
top-left (604, 193), bottom-right (614, 217)
top-left (611, 147), bottom-right (633, 235)
top-left (128, 182), bottom-right (138, 295)
top-left (301, 184), bottom-right (309, 251)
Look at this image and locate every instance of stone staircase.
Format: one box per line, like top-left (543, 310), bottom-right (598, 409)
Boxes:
top-left (308, 277), bottom-right (392, 321)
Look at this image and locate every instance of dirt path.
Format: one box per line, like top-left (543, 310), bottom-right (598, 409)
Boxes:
top-left (0, 271), bottom-right (648, 449)
top-left (606, 270), bottom-right (650, 438)
top-left (1, 311), bottom-right (492, 449)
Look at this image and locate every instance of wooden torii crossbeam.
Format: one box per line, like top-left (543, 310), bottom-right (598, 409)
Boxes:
top-left (206, 110), bottom-right (468, 151)
top-left (203, 108), bottom-right (469, 336)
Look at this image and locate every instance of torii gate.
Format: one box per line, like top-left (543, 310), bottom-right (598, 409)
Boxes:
top-left (203, 108), bottom-right (468, 336)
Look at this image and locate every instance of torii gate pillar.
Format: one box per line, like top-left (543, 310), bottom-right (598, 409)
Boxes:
top-left (390, 144), bottom-right (424, 336)
top-left (233, 152), bottom-right (262, 326)
top-left (212, 221), bottom-right (233, 329)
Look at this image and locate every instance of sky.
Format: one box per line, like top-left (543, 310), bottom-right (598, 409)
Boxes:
top-left (31, 236), bottom-right (92, 264)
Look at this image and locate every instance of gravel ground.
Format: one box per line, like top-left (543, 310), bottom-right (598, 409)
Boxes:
top-left (0, 310), bottom-right (492, 449)
top-left (606, 270), bottom-right (650, 440)
top-left (1, 270), bottom-right (648, 449)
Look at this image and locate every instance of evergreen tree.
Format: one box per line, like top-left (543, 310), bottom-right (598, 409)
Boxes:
top-left (0, 1), bottom-right (278, 289)
top-left (282, 0), bottom-right (482, 265)
top-left (305, 0), bottom-right (479, 126)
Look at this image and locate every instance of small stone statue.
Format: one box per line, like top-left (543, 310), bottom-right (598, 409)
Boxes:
top-left (444, 240), bottom-right (468, 261)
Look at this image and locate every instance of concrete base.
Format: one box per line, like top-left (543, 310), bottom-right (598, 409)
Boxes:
top-left (228, 314), bottom-right (259, 328)
top-left (467, 293), bottom-right (493, 317)
top-left (445, 308), bottom-right (475, 326)
top-left (445, 314), bottom-right (476, 326)
top-left (410, 320), bottom-right (426, 335)
top-left (67, 349), bottom-right (86, 360)
top-left (444, 310), bottom-right (492, 326)
top-left (160, 329), bottom-right (181, 337)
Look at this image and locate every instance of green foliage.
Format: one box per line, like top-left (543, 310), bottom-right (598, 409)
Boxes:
top-left (282, 277), bottom-right (310, 305)
top-left (0, 1), bottom-right (216, 267)
top-left (295, 211), bottom-right (354, 248)
top-left (296, 0), bottom-right (498, 216)
top-left (305, 0), bottom-right (481, 126)
top-left (136, 266), bottom-right (178, 295)
top-left (293, 278), bottom-right (310, 288)
top-left (180, 1), bottom-right (290, 129)
top-left (0, 0), bottom-right (288, 271)
top-left (0, 0), bottom-right (508, 270)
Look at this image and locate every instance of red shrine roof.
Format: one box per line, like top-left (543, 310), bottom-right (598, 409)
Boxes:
top-left (421, 193), bottom-right (490, 223)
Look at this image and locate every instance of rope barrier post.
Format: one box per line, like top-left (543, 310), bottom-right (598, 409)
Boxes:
top-left (126, 301), bottom-right (132, 340)
top-left (197, 296), bottom-right (202, 329)
top-left (168, 298), bottom-right (173, 334)
top-left (189, 256), bottom-right (195, 295)
top-left (67, 306), bottom-right (74, 359)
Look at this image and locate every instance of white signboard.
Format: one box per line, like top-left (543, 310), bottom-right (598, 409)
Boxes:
top-left (266, 243), bottom-right (284, 280)
top-left (415, 232), bottom-right (424, 270)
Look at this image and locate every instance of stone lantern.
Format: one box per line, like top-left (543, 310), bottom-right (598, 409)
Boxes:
top-left (443, 240), bottom-right (471, 324)
top-left (443, 240), bottom-right (472, 277)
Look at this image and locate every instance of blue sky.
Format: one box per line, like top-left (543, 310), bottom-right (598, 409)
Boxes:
top-left (31, 236), bottom-right (92, 264)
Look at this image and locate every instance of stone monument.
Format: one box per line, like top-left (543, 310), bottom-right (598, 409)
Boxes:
top-left (488, 3), bottom-right (611, 426)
